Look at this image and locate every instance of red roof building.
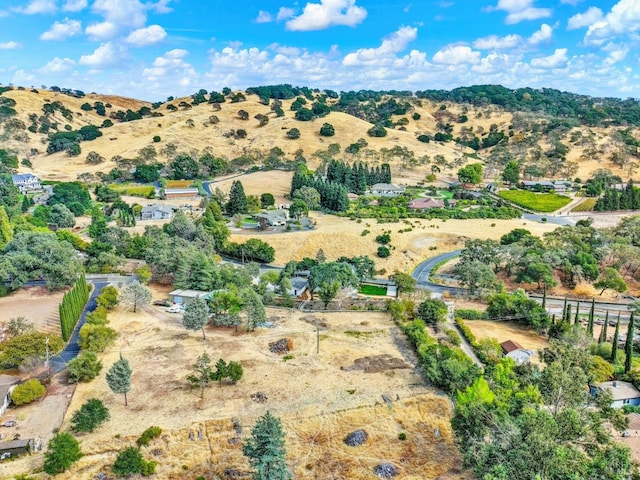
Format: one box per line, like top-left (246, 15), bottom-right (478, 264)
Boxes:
top-left (500, 340), bottom-right (524, 354)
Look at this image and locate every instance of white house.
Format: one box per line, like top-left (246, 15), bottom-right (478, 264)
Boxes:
top-left (506, 349), bottom-right (535, 365)
top-left (0, 375), bottom-right (21, 417)
top-left (168, 289), bottom-right (211, 305)
top-left (140, 204), bottom-right (176, 221)
top-left (11, 174), bottom-right (41, 194)
top-left (590, 381), bottom-right (640, 408)
top-left (370, 183), bottom-right (405, 197)
top-left (255, 210), bottom-right (288, 227)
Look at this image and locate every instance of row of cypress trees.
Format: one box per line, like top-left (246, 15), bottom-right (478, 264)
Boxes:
top-left (59, 274), bottom-right (91, 342)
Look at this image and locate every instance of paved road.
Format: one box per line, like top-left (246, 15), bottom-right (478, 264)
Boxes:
top-left (49, 281), bottom-right (107, 372)
top-left (412, 250), bottom-right (466, 296)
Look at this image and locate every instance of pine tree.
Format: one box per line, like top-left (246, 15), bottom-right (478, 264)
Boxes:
top-left (182, 297), bottom-right (209, 339)
top-left (566, 304), bottom-right (572, 325)
top-left (612, 313), bottom-right (621, 364)
top-left (574, 302), bottom-right (580, 325)
top-left (242, 411), bottom-right (292, 480)
top-left (625, 312), bottom-right (635, 373)
top-left (106, 354), bottom-right (132, 406)
top-left (599, 311), bottom-right (609, 345)
top-left (561, 296), bottom-right (568, 322)
top-left (542, 286), bottom-right (546, 310)
top-left (227, 180), bottom-right (247, 215)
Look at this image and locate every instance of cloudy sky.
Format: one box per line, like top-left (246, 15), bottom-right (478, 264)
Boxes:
top-left (0, 0), bottom-right (638, 101)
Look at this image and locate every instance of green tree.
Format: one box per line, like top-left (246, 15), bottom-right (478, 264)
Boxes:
top-left (0, 331), bottom-right (63, 369)
top-left (112, 446), bottom-right (157, 477)
top-left (318, 281), bottom-right (340, 309)
top-left (595, 267), bottom-right (628, 295)
top-left (0, 205), bottom-right (13, 249)
top-left (120, 281), bottom-right (151, 313)
top-left (626, 312), bottom-right (635, 373)
top-left (319, 123), bottom-right (335, 136)
top-left (243, 411), bottom-right (292, 480)
top-left (240, 287), bottom-right (266, 331)
top-left (453, 261), bottom-right (497, 295)
top-left (6, 316), bottom-right (33, 337)
top-left (11, 379), bottom-right (46, 405)
top-left (67, 351), bottom-right (103, 383)
top-left (288, 199), bottom-right (308, 219)
top-left (390, 272), bottom-right (416, 294)
top-left (260, 193), bottom-right (275, 208)
top-left (182, 297), bottom-right (209, 339)
top-left (457, 163), bottom-right (483, 184)
top-left (169, 153), bottom-right (199, 179)
top-left (43, 432), bottom-right (82, 475)
top-left (187, 352), bottom-right (214, 398)
top-left (227, 180), bottom-right (247, 215)
top-left (417, 299), bottom-right (448, 324)
top-left (71, 398), bottom-right (110, 433)
top-left (292, 186), bottom-right (321, 210)
top-left (78, 324), bottom-right (117, 352)
top-left (106, 354), bottom-right (132, 406)
top-left (502, 160), bottom-right (520, 185)
top-left (96, 285), bottom-right (119, 309)
top-left (612, 314), bottom-right (621, 364)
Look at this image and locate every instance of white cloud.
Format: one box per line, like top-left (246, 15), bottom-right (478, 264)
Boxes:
top-left (560, 0), bottom-right (582, 4)
top-left (286, 0), bottom-right (367, 31)
top-left (14, 0), bottom-right (57, 14)
top-left (40, 18), bottom-right (82, 41)
top-left (602, 43), bottom-right (628, 65)
top-left (85, 21), bottom-right (118, 40)
top-left (126, 25), bottom-right (167, 46)
top-left (62, 0), bottom-right (87, 12)
top-left (343, 26), bottom-right (417, 66)
top-left (0, 41), bottom-right (20, 49)
top-left (432, 45), bottom-right (481, 65)
top-left (151, 0), bottom-right (172, 14)
top-left (142, 49), bottom-right (197, 88)
top-left (12, 70), bottom-right (35, 84)
top-left (472, 52), bottom-right (518, 74)
top-left (567, 6), bottom-right (603, 30)
top-left (584, 0), bottom-right (640, 45)
top-left (489, 0), bottom-right (552, 24)
top-left (277, 7), bottom-right (295, 20)
top-left (529, 23), bottom-right (553, 44)
top-left (255, 11), bottom-right (272, 23)
top-left (40, 57), bottom-right (76, 73)
top-left (473, 34), bottom-right (521, 50)
top-left (530, 48), bottom-right (568, 68)
top-left (86, 0), bottom-right (147, 39)
top-left (78, 42), bottom-right (121, 67)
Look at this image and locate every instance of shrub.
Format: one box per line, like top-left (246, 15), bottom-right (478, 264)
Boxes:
top-left (43, 432), bottom-right (82, 475)
top-left (153, 135), bottom-right (161, 142)
top-left (67, 352), bottom-right (103, 383)
top-left (377, 246), bottom-right (390, 258)
top-left (11, 379), bottom-right (46, 406)
top-left (445, 328), bottom-right (461, 346)
top-left (454, 308), bottom-right (486, 320)
top-left (137, 426), bottom-right (162, 447)
top-left (112, 446), bottom-right (157, 477)
top-left (319, 123), bottom-right (335, 137)
top-left (367, 124), bottom-right (387, 137)
top-left (286, 128), bottom-right (300, 139)
top-left (375, 233), bottom-right (391, 244)
top-left (455, 318), bottom-right (476, 345)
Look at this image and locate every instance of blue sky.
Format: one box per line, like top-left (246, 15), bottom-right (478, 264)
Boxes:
top-left (0, 0), bottom-right (638, 101)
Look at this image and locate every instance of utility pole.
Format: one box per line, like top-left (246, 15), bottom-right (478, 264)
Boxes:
top-left (44, 336), bottom-right (50, 368)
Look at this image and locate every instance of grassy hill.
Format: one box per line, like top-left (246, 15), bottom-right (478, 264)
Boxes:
top-left (0, 84), bottom-right (638, 187)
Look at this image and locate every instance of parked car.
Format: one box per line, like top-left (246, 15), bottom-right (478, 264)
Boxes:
top-left (166, 304), bottom-right (182, 313)
top-left (1, 421), bottom-right (16, 427)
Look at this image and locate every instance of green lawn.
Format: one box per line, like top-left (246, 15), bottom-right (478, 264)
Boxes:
top-left (243, 216), bottom-right (258, 224)
top-left (498, 190), bottom-right (572, 213)
top-left (359, 284), bottom-right (388, 296)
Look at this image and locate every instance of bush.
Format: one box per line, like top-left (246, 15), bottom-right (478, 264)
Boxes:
top-left (153, 135), bottom-right (161, 142)
top-left (67, 352), bottom-right (103, 383)
top-left (71, 398), bottom-right (110, 432)
top-left (375, 233), bottom-right (391, 244)
top-left (455, 318), bottom-right (476, 344)
top-left (319, 123), bottom-right (335, 137)
top-left (11, 379), bottom-right (46, 406)
top-left (445, 328), bottom-right (461, 346)
top-left (455, 308), bottom-right (486, 320)
top-left (112, 446), bottom-right (157, 477)
top-left (377, 246), bottom-right (390, 258)
top-left (137, 426), bottom-right (162, 447)
top-left (367, 124), bottom-right (387, 137)
top-left (286, 128), bottom-right (300, 139)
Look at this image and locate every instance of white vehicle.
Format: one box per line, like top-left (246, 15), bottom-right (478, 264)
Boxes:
top-left (166, 304), bottom-right (182, 313)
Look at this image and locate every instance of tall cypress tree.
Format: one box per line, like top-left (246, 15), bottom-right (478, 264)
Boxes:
top-left (612, 313), bottom-right (621, 364)
top-left (227, 180), bottom-right (247, 215)
top-left (562, 297), bottom-right (568, 323)
top-left (542, 286), bottom-right (547, 310)
top-left (574, 303), bottom-right (580, 325)
top-left (625, 312), bottom-right (635, 374)
top-left (599, 311), bottom-right (609, 345)
top-left (587, 299), bottom-right (595, 336)
top-left (566, 304), bottom-right (572, 325)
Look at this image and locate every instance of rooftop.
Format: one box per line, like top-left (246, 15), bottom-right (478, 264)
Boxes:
top-left (500, 340), bottom-right (524, 354)
top-left (593, 381), bottom-right (640, 401)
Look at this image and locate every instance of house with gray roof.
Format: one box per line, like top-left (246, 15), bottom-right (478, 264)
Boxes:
top-left (254, 210), bottom-right (288, 227)
top-left (11, 174), bottom-right (41, 194)
top-left (590, 381), bottom-right (640, 408)
top-left (140, 204), bottom-right (176, 221)
top-left (370, 183), bottom-right (405, 197)
top-left (0, 375), bottom-right (21, 417)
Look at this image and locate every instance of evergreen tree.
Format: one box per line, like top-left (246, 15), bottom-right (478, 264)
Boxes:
top-left (574, 303), bottom-right (580, 325)
top-left (566, 304), bottom-right (572, 325)
top-left (599, 311), bottom-right (609, 345)
top-left (187, 352), bottom-right (214, 398)
top-left (612, 313), bottom-right (621, 364)
top-left (120, 281), bottom-right (152, 313)
top-left (182, 297), bottom-right (209, 339)
top-left (227, 180), bottom-right (247, 215)
top-left (0, 205), bottom-right (13, 249)
top-left (626, 312), bottom-right (635, 373)
top-left (43, 432), bottom-right (82, 475)
top-left (106, 354), bottom-right (132, 406)
top-left (243, 411), bottom-right (292, 480)
top-left (561, 296), bottom-right (568, 322)
top-left (587, 299), bottom-right (595, 337)
top-left (542, 286), bottom-right (546, 310)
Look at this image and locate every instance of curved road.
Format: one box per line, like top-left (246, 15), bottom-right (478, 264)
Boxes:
top-left (412, 250), bottom-right (465, 295)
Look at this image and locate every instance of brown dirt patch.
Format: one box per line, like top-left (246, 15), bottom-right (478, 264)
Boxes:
top-left (464, 320), bottom-right (550, 361)
top-left (0, 287), bottom-right (64, 337)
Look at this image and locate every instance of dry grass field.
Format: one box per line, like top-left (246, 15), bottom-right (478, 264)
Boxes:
top-left (463, 320), bottom-right (550, 362)
top-left (0, 291), bottom-right (466, 479)
top-left (231, 214), bottom-right (559, 272)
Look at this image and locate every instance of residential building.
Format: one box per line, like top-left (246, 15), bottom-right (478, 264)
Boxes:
top-left (407, 198), bottom-right (444, 210)
top-left (506, 349), bottom-right (535, 365)
top-left (0, 375), bottom-right (21, 417)
top-left (168, 289), bottom-right (211, 305)
top-left (370, 183), bottom-right (405, 197)
top-left (288, 277), bottom-right (309, 298)
top-left (254, 210), bottom-right (288, 227)
top-left (140, 204), bottom-right (176, 221)
top-left (590, 381), bottom-right (640, 408)
top-left (500, 340), bottom-right (524, 355)
top-left (0, 439), bottom-right (31, 460)
top-left (11, 174), bottom-right (41, 193)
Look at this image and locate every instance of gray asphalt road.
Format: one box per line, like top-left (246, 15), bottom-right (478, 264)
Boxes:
top-left (411, 250), bottom-right (466, 295)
